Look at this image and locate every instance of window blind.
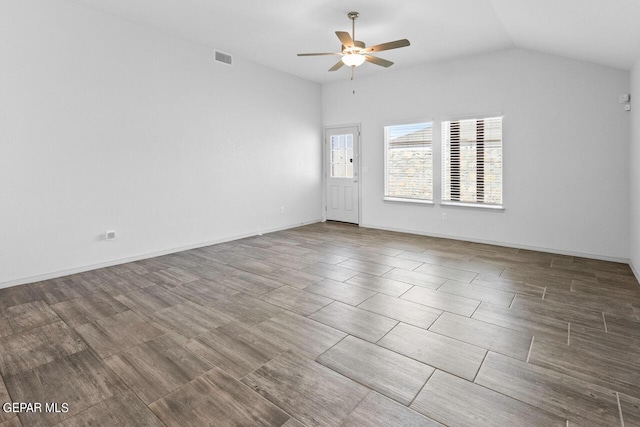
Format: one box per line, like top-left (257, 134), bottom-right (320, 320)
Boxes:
top-left (442, 116), bottom-right (502, 206)
top-left (384, 122), bottom-right (433, 201)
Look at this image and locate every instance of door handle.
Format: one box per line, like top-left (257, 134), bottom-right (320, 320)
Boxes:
top-left (353, 180), bottom-right (358, 183)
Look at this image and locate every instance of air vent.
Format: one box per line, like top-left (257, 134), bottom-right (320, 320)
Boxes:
top-left (215, 50), bottom-right (232, 66)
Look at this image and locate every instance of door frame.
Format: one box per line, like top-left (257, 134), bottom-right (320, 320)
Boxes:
top-left (322, 123), bottom-right (362, 225)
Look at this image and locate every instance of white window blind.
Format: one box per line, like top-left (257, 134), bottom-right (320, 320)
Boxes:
top-left (442, 116), bottom-right (503, 206)
top-left (384, 122), bottom-right (433, 201)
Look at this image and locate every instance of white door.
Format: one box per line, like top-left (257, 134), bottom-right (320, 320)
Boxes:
top-left (325, 126), bottom-right (359, 224)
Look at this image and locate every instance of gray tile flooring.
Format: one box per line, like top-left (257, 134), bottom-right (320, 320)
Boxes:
top-left (0, 221), bottom-right (639, 426)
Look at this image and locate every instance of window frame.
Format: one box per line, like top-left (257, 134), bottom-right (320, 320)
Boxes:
top-left (440, 114), bottom-right (504, 209)
top-left (383, 120), bottom-right (435, 204)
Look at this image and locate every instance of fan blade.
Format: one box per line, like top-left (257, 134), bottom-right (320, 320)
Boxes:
top-left (362, 39), bottom-right (410, 53)
top-left (336, 31), bottom-right (354, 47)
top-left (329, 60), bottom-right (344, 72)
top-left (365, 55), bottom-right (394, 67)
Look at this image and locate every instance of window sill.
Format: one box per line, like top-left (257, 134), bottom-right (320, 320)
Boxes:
top-left (384, 197), bottom-right (434, 205)
top-left (441, 201), bottom-right (504, 210)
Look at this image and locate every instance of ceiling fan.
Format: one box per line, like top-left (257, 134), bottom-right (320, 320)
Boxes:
top-left (297, 11), bottom-right (410, 80)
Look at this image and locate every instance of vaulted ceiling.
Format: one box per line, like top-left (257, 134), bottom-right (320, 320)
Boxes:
top-left (66, 0), bottom-right (640, 83)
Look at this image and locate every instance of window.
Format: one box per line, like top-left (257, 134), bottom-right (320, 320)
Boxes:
top-left (330, 133), bottom-right (354, 178)
top-left (442, 116), bottom-right (503, 207)
top-left (384, 122), bottom-right (433, 202)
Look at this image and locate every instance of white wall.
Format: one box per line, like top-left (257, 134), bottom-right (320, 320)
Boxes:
top-left (0, 0), bottom-right (322, 286)
top-left (323, 49), bottom-right (630, 260)
top-left (630, 58), bottom-right (640, 275)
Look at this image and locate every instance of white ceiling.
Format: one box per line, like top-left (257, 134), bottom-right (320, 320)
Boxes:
top-left (66, 0), bottom-right (640, 83)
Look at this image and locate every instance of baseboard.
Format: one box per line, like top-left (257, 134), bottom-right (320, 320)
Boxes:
top-left (359, 223), bottom-right (630, 264)
top-left (0, 219), bottom-right (323, 289)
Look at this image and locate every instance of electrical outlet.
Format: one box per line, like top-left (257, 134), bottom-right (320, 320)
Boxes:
top-left (280, 207), bottom-right (285, 214)
top-left (441, 213), bottom-right (448, 221)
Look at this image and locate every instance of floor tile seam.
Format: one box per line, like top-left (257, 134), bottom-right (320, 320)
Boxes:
top-left (0, 327), bottom-right (93, 380)
top-left (353, 300), bottom-right (444, 330)
top-left (260, 292), bottom-right (335, 318)
top-left (400, 288), bottom-right (483, 310)
top-left (153, 362), bottom-right (298, 424)
top-left (314, 353), bottom-right (424, 409)
top-left (370, 324), bottom-right (489, 373)
top-left (160, 278), bottom-right (234, 305)
top-left (317, 327), bottom-right (450, 379)
top-left (0, 315), bottom-right (71, 347)
top-left (526, 336), bottom-right (535, 363)
top-left (303, 297), bottom-right (341, 318)
top-left (242, 297), bottom-right (322, 327)
top-left (60, 379), bottom-right (170, 427)
top-left (472, 350), bottom-right (601, 426)
top-left (540, 294), bottom-right (638, 314)
top-left (301, 283), bottom-right (376, 307)
top-left (510, 341), bottom-right (631, 398)
top-left (525, 341), bottom-right (640, 392)
top-left (471, 349), bottom-right (490, 382)
top-left (617, 391), bottom-right (625, 427)
top-left (236, 347), bottom-right (292, 384)
top-left (517, 361), bottom-right (633, 425)
top-left (406, 367), bottom-right (436, 408)
top-left (412, 258), bottom-right (487, 275)
top-left (343, 278), bottom-right (412, 298)
top-left (307, 302), bottom-right (399, 340)
top-left (500, 305), bottom-right (605, 330)
top-left (336, 257), bottom-right (398, 272)
top-left (149, 305), bottom-right (237, 332)
top-left (141, 363), bottom-right (249, 411)
top-left (422, 355), bottom-right (575, 424)
top-left (520, 292), bottom-right (634, 316)
top-left (471, 311), bottom-right (574, 340)
top-left (381, 273), bottom-right (445, 289)
top-left (313, 334), bottom-right (352, 364)
top-left (425, 324), bottom-right (531, 362)
top-left (435, 285), bottom-right (516, 306)
top-left (336, 388), bottom-right (374, 427)
top-left (395, 284), bottom-right (415, 299)
top-left (33, 345), bottom-right (143, 425)
top-left (469, 300), bottom-right (484, 318)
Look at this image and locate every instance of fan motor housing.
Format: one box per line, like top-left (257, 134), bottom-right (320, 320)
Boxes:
top-left (343, 40), bottom-right (365, 54)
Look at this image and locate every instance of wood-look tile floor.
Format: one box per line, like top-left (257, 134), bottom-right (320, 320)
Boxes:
top-left (1, 222), bottom-right (639, 426)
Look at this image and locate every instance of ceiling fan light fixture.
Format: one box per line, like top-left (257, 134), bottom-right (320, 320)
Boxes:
top-left (296, 11), bottom-right (410, 78)
top-left (341, 53), bottom-right (366, 67)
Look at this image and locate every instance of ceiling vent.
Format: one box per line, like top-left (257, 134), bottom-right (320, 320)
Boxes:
top-left (215, 50), bottom-right (233, 66)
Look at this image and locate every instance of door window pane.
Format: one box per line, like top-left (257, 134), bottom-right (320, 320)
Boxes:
top-left (330, 134), bottom-right (354, 178)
